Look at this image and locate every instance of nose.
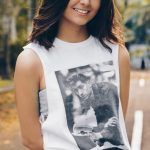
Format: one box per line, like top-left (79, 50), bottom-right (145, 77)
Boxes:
top-left (80, 0), bottom-right (90, 6)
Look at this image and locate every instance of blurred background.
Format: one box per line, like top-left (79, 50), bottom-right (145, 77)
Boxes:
top-left (0, 0), bottom-right (150, 150)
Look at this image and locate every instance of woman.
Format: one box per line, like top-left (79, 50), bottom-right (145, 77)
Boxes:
top-left (14, 0), bottom-right (131, 150)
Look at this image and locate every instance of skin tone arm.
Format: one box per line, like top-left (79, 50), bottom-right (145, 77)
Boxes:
top-left (119, 45), bottom-right (131, 118)
top-left (14, 49), bottom-right (44, 150)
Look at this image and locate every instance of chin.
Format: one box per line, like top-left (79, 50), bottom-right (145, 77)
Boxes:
top-left (74, 21), bottom-right (88, 26)
top-left (70, 19), bottom-right (90, 26)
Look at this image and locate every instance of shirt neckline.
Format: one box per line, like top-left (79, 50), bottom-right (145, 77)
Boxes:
top-left (53, 35), bottom-right (94, 48)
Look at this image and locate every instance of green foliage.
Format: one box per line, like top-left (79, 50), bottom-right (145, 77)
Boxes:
top-left (0, 0), bottom-right (28, 38)
top-left (10, 39), bottom-right (27, 71)
top-left (0, 80), bottom-right (12, 88)
top-left (114, 1), bottom-right (150, 45)
top-left (16, 10), bottom-right (28, 42)
top-left (129, 46), bottom-right (150, 58)
top-left (130, 49), bottom-right (145, 58)
top-left (124, 3), bottom-right (150, 44)
top-left (0, 1), bottom-right (29, 69)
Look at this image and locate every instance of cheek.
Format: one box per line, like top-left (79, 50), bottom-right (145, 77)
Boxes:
top-left (91, 1), bottom-right (101, 15)
top-left (63, 6), bottom-right (74, 19)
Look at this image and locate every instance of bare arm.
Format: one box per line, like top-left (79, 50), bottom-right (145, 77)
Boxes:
top-left (119, 45), bottom-right (130, 118)
top-left (14, 49), bottom-right (44, 150)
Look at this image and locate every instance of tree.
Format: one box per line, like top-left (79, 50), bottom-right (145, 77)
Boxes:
top-left (27, 0), bottom-right (37, 34)
top-left (0, 0), bottom-right (27, 78)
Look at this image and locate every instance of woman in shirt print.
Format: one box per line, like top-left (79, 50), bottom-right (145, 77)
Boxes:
top-left (14, 0), bottom-right (130, 150)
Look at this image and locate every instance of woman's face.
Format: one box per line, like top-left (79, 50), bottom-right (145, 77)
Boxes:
top-left (62, 0), bottom-right (101, 26)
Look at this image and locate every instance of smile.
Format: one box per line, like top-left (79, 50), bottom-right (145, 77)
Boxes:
top-left (73, 8), bottom-right (90, 15)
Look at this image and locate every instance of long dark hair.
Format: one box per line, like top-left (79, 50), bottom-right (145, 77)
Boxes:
top-left (28, 0), bottom-right (124, 53)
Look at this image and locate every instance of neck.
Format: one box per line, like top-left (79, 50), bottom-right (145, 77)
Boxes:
top-left (57, 18), bottom-right (89, 43)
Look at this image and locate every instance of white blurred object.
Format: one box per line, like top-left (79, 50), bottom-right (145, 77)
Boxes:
top-left (139, 78), bottom-right (145, 87)
top-left (131, 110), bottom-right (143, 150)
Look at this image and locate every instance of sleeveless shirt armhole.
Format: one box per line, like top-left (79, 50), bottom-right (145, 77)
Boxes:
top-left (22, 42), bottom-right (50, 123)
top-left (113, 44), bottom-right (131, 149)
top-left (22, 42), bottom-right (50, 93)
top-left (22, 42), bottom-right (50, 71)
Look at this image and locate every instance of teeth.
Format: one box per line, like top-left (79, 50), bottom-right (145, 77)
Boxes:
top-left (74, 8), bottom-right (89, 14)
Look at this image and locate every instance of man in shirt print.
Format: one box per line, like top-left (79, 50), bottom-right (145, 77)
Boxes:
top-left (56, 65), bottom-right (125, 150)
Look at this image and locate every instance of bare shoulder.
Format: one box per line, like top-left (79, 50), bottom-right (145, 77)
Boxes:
top-left (16, 49), bottom-right (41, 72)
top-left (14, 49), bottom-right (43, 92)
top-left (14, 49), bottom-right (42, 79)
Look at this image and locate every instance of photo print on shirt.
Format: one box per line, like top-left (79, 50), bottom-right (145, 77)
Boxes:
top-left (55, 60), bottom-right (126, 150)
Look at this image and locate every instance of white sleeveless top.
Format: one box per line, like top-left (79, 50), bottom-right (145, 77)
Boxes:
top-left (23, 36), bottom-right (131, 150)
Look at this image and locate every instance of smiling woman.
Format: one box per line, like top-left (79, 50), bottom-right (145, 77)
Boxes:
top-left (14, 0), bottom-right (131, 150)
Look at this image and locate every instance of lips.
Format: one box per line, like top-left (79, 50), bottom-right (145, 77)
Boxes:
top-left (73, 8), bottom-right (90, 15)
